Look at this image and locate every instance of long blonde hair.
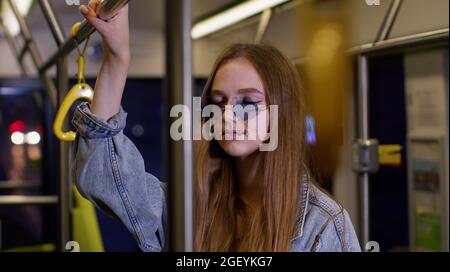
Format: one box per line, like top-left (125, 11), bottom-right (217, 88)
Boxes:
top-left (195, 44), bottom-right (308, 252)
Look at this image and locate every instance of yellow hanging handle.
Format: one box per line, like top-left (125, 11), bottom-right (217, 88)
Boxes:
top-left (53, 22), bottom-right (94, 142)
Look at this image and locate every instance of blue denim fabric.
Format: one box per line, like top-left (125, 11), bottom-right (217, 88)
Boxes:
top-left (72, 102), bottom-right (361, 252)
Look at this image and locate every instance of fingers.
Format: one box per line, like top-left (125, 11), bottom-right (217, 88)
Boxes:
top-left (88, 0), bottom-right (102, 13)
top-left (79, 1), bottom-right (109, 36)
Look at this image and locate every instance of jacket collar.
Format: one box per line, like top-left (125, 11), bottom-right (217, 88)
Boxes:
top-left (291, 174), bottom-right (311, 242)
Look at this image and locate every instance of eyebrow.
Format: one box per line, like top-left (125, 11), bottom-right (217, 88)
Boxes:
top-left (211, 88), bottom-right (264, 96)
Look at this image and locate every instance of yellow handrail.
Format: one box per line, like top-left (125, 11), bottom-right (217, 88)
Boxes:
top-left (53, 23), bottom-right (94, 142)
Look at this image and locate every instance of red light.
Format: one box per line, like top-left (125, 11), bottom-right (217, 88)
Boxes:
top-left (9, 120), bottom-right (25, 133)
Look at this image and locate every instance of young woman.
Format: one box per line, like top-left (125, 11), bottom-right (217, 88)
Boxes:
top-left (73, 0), bottom-right (361, 252)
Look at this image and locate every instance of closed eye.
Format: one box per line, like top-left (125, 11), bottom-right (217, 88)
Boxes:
top-left (240, 98), bottom-right (262, 107)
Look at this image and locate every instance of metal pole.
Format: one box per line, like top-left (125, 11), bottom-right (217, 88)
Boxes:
top-left (166, 0), bottom-right (194, 252)
top-left (38, 0), bottom-right (66, 46)
top-left (56, 55), bottom-right (71, 252)
top-left (36, 0), bottom-right (71, 251)
top-left (97, 0), bottom-right (130, 21)
top-left (7, 0), bottom-right (57, 108)
top-left (34, 0), bottom-right (69, 251)
top-left (0, 20), bottom-right (29, 76)
top-left (374, 0), bottom-right (403, 43)
top-left (357, 55), bottom-right (370, 247)
top-left (293, 29), bottom-right (449, 65)
top-left (255, 9), bottom-right (273, 44)
top-left (349, 28), bottom-right (449, 56)
top-left (0, 181), bottom-right (42, 190)
top-left (0, 196), bottom-right (58, 206)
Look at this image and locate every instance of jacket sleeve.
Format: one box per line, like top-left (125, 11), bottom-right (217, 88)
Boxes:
top-left (71, 102), bottom-right (168, 252)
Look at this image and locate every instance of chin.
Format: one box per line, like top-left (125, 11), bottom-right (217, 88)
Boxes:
top-left (218, 140), bottom-right (260, 158)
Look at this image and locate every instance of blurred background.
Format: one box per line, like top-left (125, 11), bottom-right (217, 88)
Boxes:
top-left (0, 0), bottom-right (448, 252)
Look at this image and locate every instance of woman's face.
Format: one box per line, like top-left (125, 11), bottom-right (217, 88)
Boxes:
top-left (211, 57), bottom-right (270, 159)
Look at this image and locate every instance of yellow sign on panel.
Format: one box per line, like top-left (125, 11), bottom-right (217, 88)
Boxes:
top-left (379, 145), bottom-right (403, 166)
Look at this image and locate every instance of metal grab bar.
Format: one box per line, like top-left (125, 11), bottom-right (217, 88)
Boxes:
top-left (98, 0), bottom-right (130, 21)
top-left (40, 0), bottom-right (130, 73)
top-left (348, 28), bottom-right (449, 56)
top-left (7, 0), bottom-right (58, 108)
top-left (0, 196), bottom-right (58, 206)
top-left (38, 0), bottom-right (66, 46)
top-left (0, 181), bottom-right (42, 191)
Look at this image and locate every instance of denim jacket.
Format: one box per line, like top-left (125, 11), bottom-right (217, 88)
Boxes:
top-left (71, 102), bottom-right (362, 252)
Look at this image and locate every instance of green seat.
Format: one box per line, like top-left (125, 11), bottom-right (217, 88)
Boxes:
top-left (72, 186), bottom-right (104, 252)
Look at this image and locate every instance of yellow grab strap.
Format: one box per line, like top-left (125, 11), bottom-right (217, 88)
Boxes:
top-left (54, 22), bottom-right (94, 142)
top-left (53, 78), bottom-right (94, 142)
